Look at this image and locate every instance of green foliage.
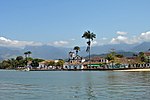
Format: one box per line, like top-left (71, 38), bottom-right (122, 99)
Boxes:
top-left (30, 58), bottom-right (44, 67)
top-left (138, 52), bottom-right (146, 62)
top-left (56, 60), bottom-right (64, 66)
top-left (31, 59), bottom-right (39, 67)
top-left (16, 59), bottom-right (26, 67)
top-left (48, 61), bottom-right (55, 66)
top-left (34, 58), bottom-right (44, 62)
top-left (82, 30), bottom-right (96, 41)
top-left (73, 46), bottom-right (80, 55)
top-left (24, 51), bottom-right (32, 66)
top-left (115, 54), bottom-right (124, 58)
top-left (24, 51), bottom-right (32, 57)
top-left (105, 54), bottom-right (114, 61)
top-left (82, 30), bottom-right (96, 63)
top-left (16, 56), bottom-right (24, 61)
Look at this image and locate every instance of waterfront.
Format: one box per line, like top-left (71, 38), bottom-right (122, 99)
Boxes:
top-left (0, 70), bottom-right (150, 100)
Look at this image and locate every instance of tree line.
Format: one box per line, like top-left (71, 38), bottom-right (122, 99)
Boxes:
top-left (0, 51), bottom-right (44, 69)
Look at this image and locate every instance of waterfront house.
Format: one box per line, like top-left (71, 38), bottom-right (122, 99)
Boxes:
top-left (90, 56), bottom-right (108, 63)
top-left (83, 56), bottom-right (109, 69)
top-left (38, 60), bottom-right (60, 69)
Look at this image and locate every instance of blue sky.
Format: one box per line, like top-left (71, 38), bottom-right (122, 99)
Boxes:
top-left (0, 0), bottom-right (150, 48)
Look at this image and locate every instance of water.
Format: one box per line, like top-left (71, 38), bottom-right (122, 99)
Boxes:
top-left (0, 70), bottom-right (150, 100)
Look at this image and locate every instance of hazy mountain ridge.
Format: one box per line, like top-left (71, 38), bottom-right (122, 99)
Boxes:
top-left (0, 46), bottom-right (22, 60)
top-left (131, 42), bottom-right (150, 52)
top-left (0, 42), bottom-right (149, 60)
top-left (24, 45), bottom-right (70, 59)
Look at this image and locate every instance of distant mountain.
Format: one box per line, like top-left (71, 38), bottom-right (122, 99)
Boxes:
top-left (0, 42), bottom-right (150, 61)
top-left (80, 43), bottom-right (137, 56)
top-left (0, 46), bottom-right (22, 60)
top-left (24, 45), bottom-right (70, 59)
top-left (85, 51), bottom-right (135, 58)
top-left (132, 42), bottom-right (150, 52)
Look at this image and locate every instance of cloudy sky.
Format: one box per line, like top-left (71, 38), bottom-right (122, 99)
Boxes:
top-left (0, 0), bottom-right (150, 48)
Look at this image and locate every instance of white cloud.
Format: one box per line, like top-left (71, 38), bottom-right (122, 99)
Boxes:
top-left (0, 37), bottom-right (42, 48)
top-left (116, 31), bottom-right (128, 35)
top-left (139, 31), bottom-right (150, 41)
top-left (48, 40), bottom-right (69, 47)
top-left (110, 31), bottom-right (150, 44)
top-left (92, 40), bottom-right (98, 46)
top-left (2, 31), bottom-right (150, 48)
top-left (110, 36), bottom-right (129, 44)
top-left (0, 36), bottom-right (70, 48)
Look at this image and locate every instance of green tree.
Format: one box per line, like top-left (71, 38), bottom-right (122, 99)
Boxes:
top-left (24, 51), bottom-right (32, 66)
top-left (16, 56), bottom-right (24, 61)
top-left (115, 54), bottom-right (124, 58)
top-left (30, 58), bottom-right (44, 68)
top-left (105, 54), bottom-right (114, 61)
top-left (0, 62), bottom-right (3, 69)
top-left (27, 51), bottom-right (32, 57)
top-left (24, 52), bottom-right (28, 57)
top-left (139, 52), bottom-right (146, 62)
top-left (73, 46), bottom-right (80, 55)
top-left (48, 61), bottom-right (55, 66)
top-left (24, 52), bottom-right (28, 66)
top-left (56, 60), bottom-right (64, 67)
top-left (1, 60), bottom-right (11, 69)
top-left (82, 30), bottom-right (96, 66)
top-left (31, 59), bottom-right (39, 68)
top-left (9, 58), bottom-right (17, 69)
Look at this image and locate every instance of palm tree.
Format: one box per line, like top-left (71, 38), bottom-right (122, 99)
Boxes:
top-left (27, 51), bottom-right (32, 57)
top-left (73, 46), bottom-right (80, 56)
top-left (82, 30), bottom-right (96, 67)
top-left (24, 52), bottom-right (28, 58)
top-left (24, 51), bottom-right (32, 57)
top-left (24, 51), bottom-right (32, 66)
top-left (24, 52), bottom-right (28, 66)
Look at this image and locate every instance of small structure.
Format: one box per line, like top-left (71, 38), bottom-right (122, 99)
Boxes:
top-left (83, 56), bottom-right (108, 69)
top-left (64, 51), bottom-right (85, 69)
top-left (38, 60), bottom-right (60, 70)
top-left (90, 56), bottom-right (108, 63)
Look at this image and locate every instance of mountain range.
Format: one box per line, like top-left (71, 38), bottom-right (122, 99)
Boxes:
top-left (0, 42), bottom-right (150, 61)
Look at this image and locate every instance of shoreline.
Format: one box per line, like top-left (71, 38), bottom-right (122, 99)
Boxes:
top-left (113, 68), bottom-right (150, 72)
top-left (29, 68), bottom-right (150, 72)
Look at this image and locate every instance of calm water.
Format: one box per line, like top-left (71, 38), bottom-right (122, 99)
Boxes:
top-left (0, 70), bottom-right (150, 100)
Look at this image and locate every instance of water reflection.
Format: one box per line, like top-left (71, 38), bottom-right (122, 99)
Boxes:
top-left (0, 71), bottom-right (150, 100)
top-left (105, 72), bottom-right (150, 100)
top-left (85, 73), bottom-right (97, 100)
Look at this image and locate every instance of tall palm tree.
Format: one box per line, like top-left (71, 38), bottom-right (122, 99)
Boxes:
top-left (24, 52), bottom-right (28, 58)
top-left (73, 46), bottom-right (80, 56)
top-left (27, 51), bottom-right (32, 57)
top-left (24, 52), bottom-right (28, 66)
top-left (24, 51), bottom-right (32, 66)
top-left (82, 30), bottom-right (96, 67)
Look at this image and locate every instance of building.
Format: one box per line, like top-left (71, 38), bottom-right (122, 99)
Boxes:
top-left (83, 56), bottom-right (108, 69)
top-left (64, 51), bottom-right (85, 69)
top-left (38, 60), bottom-right (61, 70)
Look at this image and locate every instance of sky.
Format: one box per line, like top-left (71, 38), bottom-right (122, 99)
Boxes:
top-left (0, 0), bottom-right (150, 48)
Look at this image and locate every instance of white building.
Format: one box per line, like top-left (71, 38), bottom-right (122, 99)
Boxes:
top-left (64, 51), bottom-right (85, 69)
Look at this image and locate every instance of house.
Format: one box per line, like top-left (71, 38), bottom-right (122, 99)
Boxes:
top-left (90, 56), bottom-right (108, 63)
top-left (83, 56), bottom-right (108, 69)
top-left (38, 60), bottom-right (60, 69)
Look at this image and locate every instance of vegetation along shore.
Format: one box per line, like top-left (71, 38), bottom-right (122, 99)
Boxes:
top-left (0, 31), bottom-right (150, 71)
